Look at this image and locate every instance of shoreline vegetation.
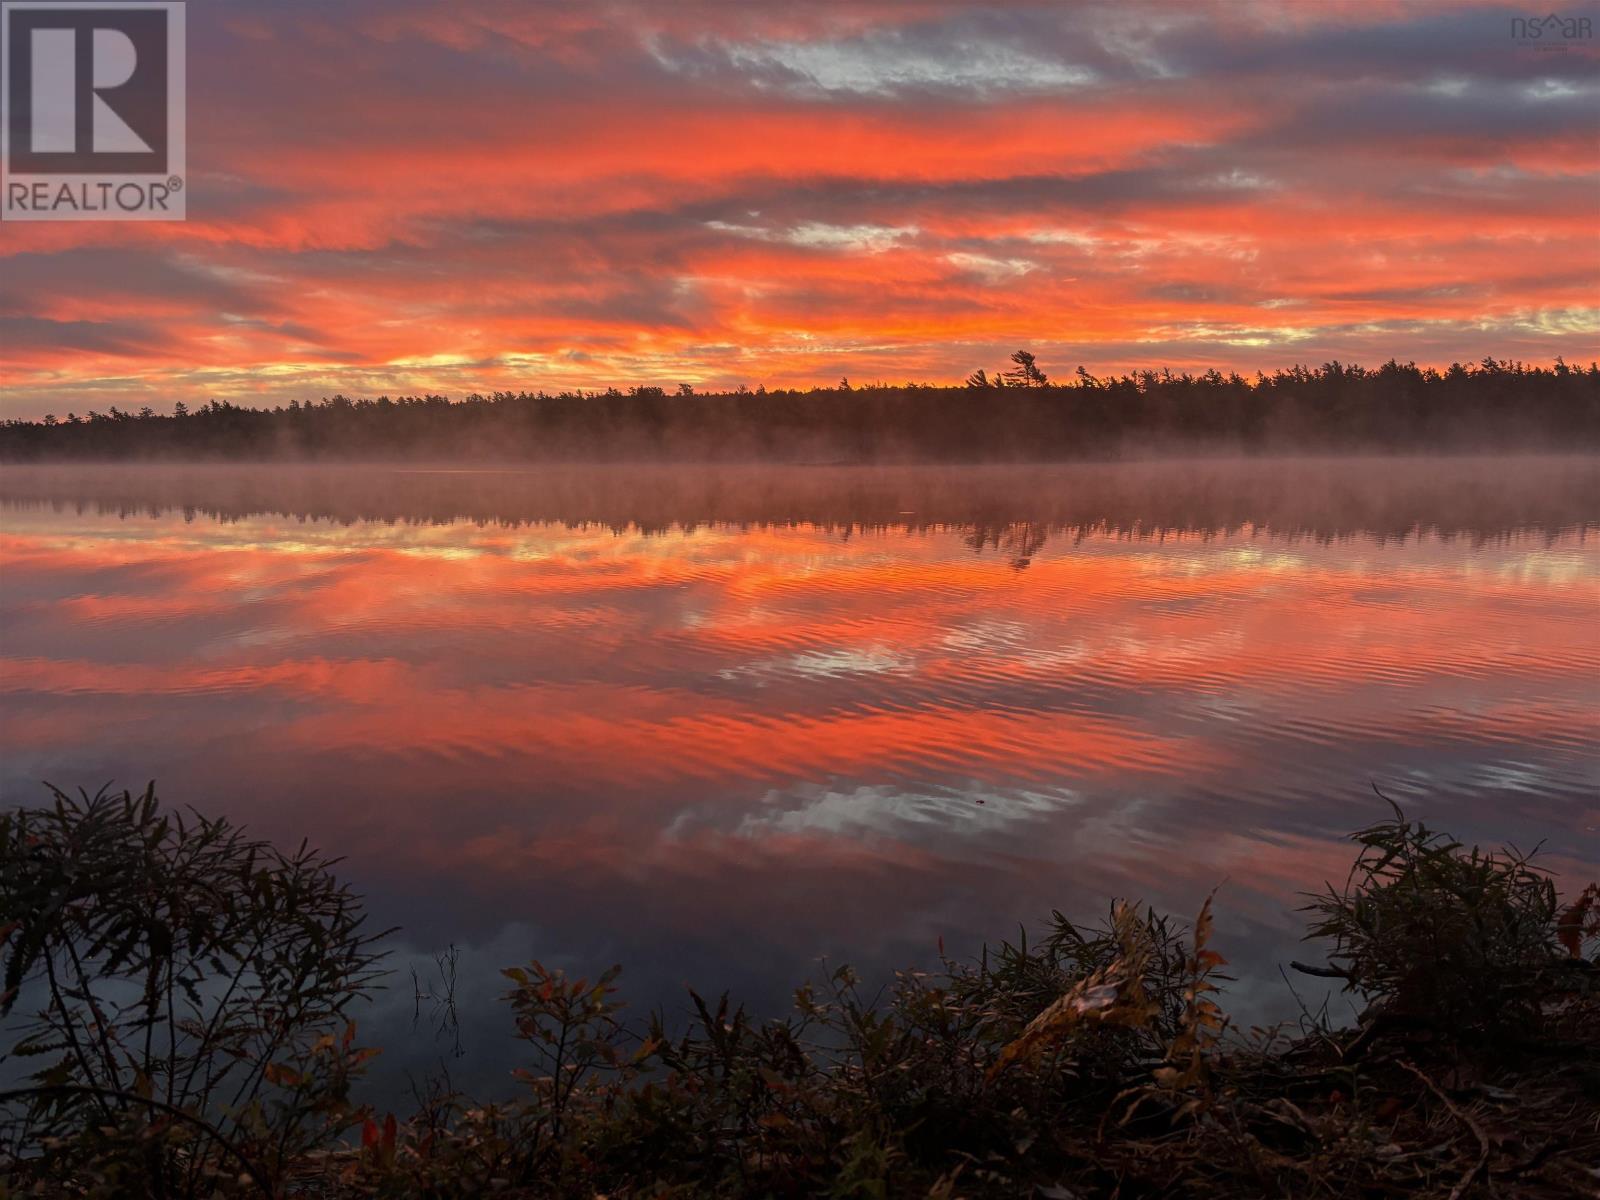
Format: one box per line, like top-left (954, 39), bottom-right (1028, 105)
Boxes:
top-left (2, 787), bottom-right (1597, 1198)
top-left (3, 357), bottom-right (1598, 463)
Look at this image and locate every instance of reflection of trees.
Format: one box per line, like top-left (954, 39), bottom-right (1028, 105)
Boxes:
top-left (1, 459), bottom-right (1594, 548)
top-left (965, 522), bottom-right (1051, 569)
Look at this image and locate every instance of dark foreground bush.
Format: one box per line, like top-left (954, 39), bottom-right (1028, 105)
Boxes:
top-left (0, 785), bottom-right (388, 1196)
top-left (2, 785), bottom-right (1597, 1199)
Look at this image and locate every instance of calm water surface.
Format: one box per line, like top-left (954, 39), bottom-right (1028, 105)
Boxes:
top-left (2, 458), bottom-right (1597, 1097)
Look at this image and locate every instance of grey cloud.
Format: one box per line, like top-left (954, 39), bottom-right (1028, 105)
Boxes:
top-left (0, 249), bottom-right (277, 315)
top-left (0, 316), bottom-right (175, 358)
top-left (1240, 79), bottom-right (1600, 155)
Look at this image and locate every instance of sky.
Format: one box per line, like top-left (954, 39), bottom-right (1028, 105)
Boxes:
top-left (1, 0), bottom-right (1597, 419)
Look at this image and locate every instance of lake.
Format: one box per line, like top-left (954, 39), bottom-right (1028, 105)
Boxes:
top-left (2, 457), bottom-right (1597, 1099)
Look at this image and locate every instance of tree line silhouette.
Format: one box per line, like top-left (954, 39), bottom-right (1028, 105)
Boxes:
top-left (2, 356), bottom-right (1595, 461)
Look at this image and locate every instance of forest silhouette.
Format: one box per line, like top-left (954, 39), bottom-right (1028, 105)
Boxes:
top-left (2, 356), bottom-right (1596, 462)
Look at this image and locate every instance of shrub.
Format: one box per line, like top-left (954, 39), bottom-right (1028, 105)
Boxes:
top-left (1300, 800), bottom-right (1569, 1034)
top-left (0, 783), bottom-right (387, 1196)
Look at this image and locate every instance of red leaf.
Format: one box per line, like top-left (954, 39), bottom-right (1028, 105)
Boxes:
top-left (1555, 884), bottom-right (1598, 958)
top-left (361, 1118), bottom-right (379, 1151)
top-left (262, 1062), bottom-right (301, 1087)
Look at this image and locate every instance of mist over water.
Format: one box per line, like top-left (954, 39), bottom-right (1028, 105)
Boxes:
top-left (2, 457), bottom-right (1597, 1101)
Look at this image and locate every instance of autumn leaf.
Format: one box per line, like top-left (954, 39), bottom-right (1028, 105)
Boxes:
top-left (262, 1062), bottom-right (301, 1087)
top-left (1555, 883), bottom-right (1598, 958)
